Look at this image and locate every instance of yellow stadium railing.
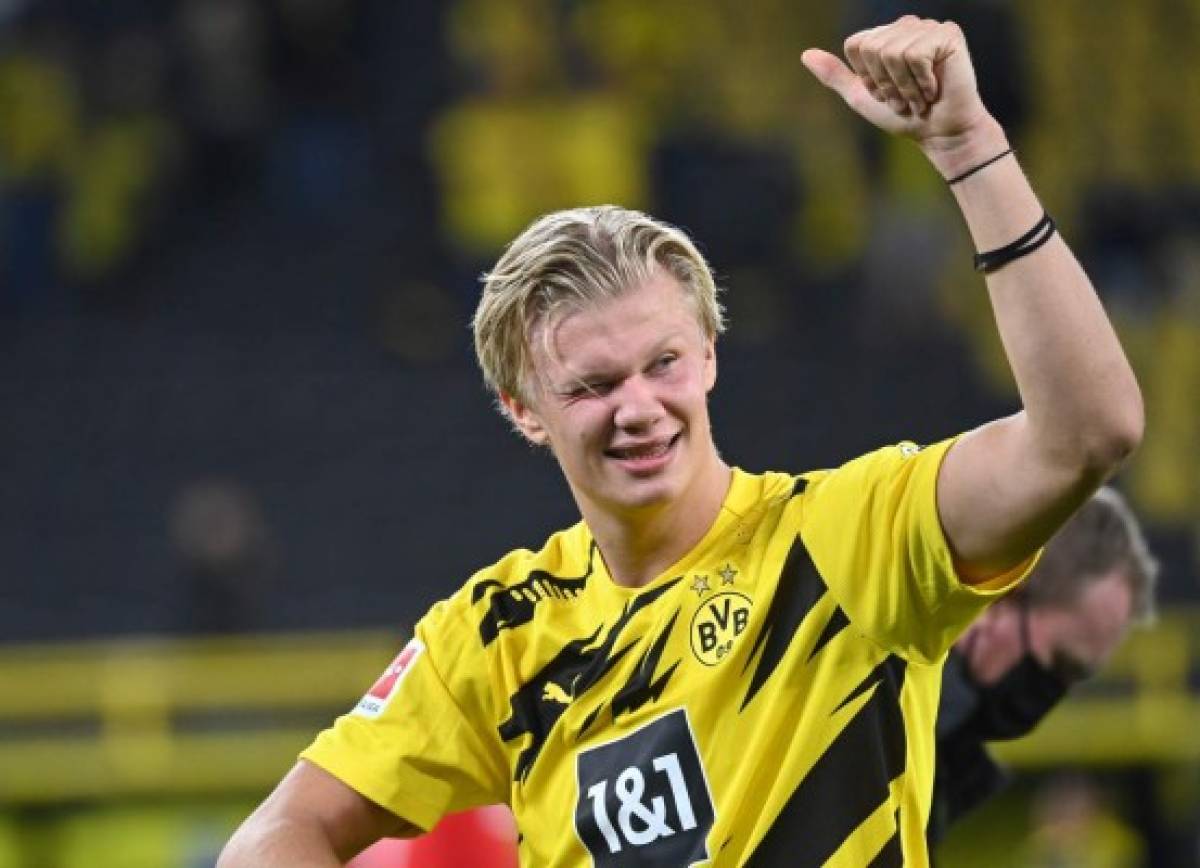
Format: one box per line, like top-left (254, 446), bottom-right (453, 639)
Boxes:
top-left (0, 610), bottom-right (1197, 805)
top-left (0, 630), bottom-right (403, 804)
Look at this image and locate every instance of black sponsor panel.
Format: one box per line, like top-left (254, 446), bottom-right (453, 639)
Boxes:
top-left (575, 708), bottom-right (714, 867)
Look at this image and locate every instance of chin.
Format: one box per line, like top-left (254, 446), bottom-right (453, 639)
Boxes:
top-left (608, 476), bottom-right (685, 513)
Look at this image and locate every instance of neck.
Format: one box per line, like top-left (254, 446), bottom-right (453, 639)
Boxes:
top-left (581, 459), bottom-right (732, 588)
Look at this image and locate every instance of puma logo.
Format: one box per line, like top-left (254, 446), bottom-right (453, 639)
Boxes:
top-left (542, 681), bottom-right (573, 705)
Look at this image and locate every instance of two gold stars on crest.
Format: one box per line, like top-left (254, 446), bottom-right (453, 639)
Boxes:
top-left (691, 564), bottom-right (738, 596)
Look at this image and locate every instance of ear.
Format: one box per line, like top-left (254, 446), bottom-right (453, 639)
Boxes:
top-left (500, 391), bottom-right (550, 446)
top-left (703, 338), bottom-right (718, 393)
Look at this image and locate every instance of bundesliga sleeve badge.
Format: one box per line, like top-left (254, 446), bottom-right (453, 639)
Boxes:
top-left (354, 638), bottom-right (425, 719)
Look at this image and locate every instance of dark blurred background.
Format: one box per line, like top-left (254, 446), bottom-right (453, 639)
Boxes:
top-left (1, 0), bottom-right (1198, 866)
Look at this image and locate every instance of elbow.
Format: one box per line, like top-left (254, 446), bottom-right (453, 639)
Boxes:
top-left (1088, 428), bottom-right (1140, 481)
top-left (1078, 388), bottom-right (1145, 479)
top-left (1103, 384), bottom-right (1145, 467)
top-left (1034, 388), bottom-right (1144, 484)
top-left (1113, 410), bottom-right (1145, 466)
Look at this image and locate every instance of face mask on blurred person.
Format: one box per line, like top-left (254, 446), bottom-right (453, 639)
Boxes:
top-left (939, 600), bottom-right (1072, 743)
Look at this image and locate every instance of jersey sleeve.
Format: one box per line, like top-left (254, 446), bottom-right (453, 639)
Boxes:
top-left (299, 596), bottom-right (509, 832)
top-left (799, 437), bottom-right (1038, 664)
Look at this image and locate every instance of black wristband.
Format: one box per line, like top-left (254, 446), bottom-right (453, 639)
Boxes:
top-left (973, 211), bottom-right (1057, 274)
top-left (946, 148), bottom-right (1014, 185)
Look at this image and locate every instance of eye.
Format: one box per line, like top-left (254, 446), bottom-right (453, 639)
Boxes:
top-left (650, 353), bottom-right (678, 374)
top-left (564, 380), bottom-right (612, 400)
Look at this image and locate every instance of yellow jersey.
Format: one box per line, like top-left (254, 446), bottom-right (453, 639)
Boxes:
top-left (302, 439), bottom-right (1032, 866)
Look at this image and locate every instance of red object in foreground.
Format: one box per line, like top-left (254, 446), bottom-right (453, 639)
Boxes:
top-left (348, 805), bottom-right (519, 868)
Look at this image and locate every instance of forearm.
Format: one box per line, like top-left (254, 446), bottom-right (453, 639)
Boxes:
top-left (218, 816), bottom-right (345, 868)
top-left (803, 16), bottom-right (1145, 574)
top-left (218, 761), bottom-right (414, 868)
top-left (926, 119), bottom-right (1144, 473)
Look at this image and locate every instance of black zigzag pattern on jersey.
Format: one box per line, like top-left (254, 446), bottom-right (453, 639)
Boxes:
top-left (472, 543), bottom-right (597, 647)
top-left (866, 819), bottom-right (903, 868)
top-left (594, 609), bottom-right (683, 732)
top-left (739, 536), bottom-right (827, 711)
top-left (498, 578), bottom-right (681, 782)
top-left (807, 605), bottom-right (850, 662)
top-left (575, 609), bottom-right (682, 738)
top-left (746, 654), bottom-right (909, 868)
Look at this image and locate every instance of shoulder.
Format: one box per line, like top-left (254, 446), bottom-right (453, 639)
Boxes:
top-left (726, 467), bottom-right (809, 511)
top-left (418, 522), bottom-right (594, 641)
top-left (780, 438), bottom-right (958, 565)
top-left (798, 439), bottom-right (956, 504)
top-left (737, 442), bottom-right (939, 522)
top-left (463, 521), bottom-right (594, 598)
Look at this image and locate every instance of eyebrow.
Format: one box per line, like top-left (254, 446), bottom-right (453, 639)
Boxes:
top-left (548, 332), bottom-right (689, 394)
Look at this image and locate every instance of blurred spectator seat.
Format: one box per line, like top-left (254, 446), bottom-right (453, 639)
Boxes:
top-left (429, 94), bottom-right (648, 256)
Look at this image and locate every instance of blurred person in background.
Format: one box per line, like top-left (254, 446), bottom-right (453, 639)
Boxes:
top-left (219, 15), bottom-right (1143, 867)
top-left (0, 9), bottom-right (77, 311)
top-left (168, 478), bottom-right (277, 635)
top-left (930, 485), bottom-right (1159, 844)
top-left (1020, 773), bottom-right (1146, 868)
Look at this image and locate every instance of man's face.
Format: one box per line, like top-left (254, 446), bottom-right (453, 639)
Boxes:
top-left (1030, 569), bottom-right (1135, 680)
top-left (502, 271), bottom-right (720, 518)
top-left (956, 568), bottom-right (1135, 686)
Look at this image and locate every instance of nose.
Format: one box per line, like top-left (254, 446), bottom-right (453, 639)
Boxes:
top-left (611, 375), bottom-right (663, 431)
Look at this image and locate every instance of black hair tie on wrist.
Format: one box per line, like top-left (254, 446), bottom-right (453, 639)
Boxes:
top-left (973, 211), bottom-right (1057, 274)
top-left (946, 148), bottom-right (1014, 185)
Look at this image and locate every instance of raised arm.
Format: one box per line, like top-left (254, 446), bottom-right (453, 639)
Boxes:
top-left (802, 16), bottom-right (1143, 581)
top-left (217, 760), bottom-right (418, 868)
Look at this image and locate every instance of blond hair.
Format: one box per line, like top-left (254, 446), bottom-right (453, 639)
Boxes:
top-left (472, 205), bottom-right (725, 406)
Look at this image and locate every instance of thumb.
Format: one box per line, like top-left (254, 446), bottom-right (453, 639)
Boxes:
top-left (801, 48), bottom-right (857, 98)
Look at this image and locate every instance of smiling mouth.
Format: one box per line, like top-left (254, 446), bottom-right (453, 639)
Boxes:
top-left (605, 431), bottom-right (682, 461)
